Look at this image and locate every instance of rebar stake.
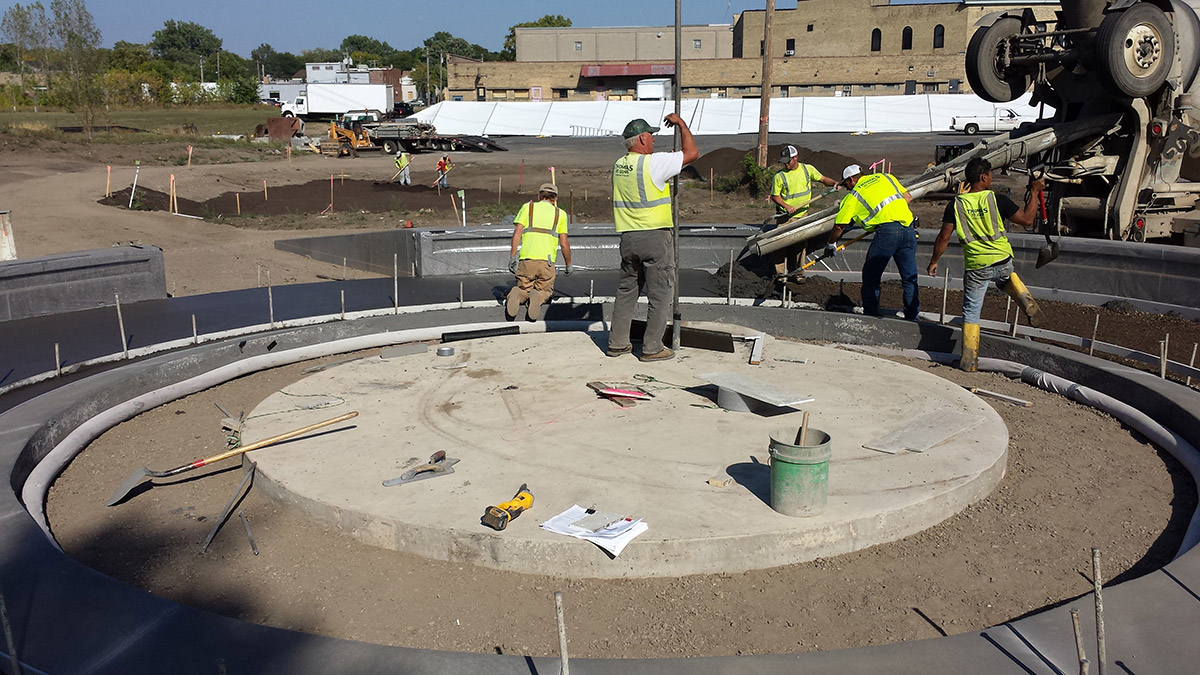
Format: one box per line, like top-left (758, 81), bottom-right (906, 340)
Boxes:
top-left (0, 587), bottom-right (22, 675)
top-left (115, 293), bottom-right (128, 358)
top-left (554, 591), bottom-right (569, 675)
top-left (192, 314), bottom-right (198, 344)
top-left (1092, 547), bottom-right (1107, 675)
top-left (1071, 608), bottom-right (1089, 675)
top-left (941, 268), bottom-right (950, 324)
top-left (393, 254), bottom-right (399, 315)
top-left (267, 271), bottom-right (274, 329)
top-left (54, 343), bottom-right (61, 377)
top-left (1089, 315), bottom-right (1099, 356)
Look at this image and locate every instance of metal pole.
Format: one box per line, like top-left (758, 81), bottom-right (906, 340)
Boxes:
top-left (54, 343), bottom-right (61, 377)
top-left (191, 314), bottom-right (198, 344)
top-left (940, 268), bottom-right (949, 324)
top-left (1089, 314), bottom-right (1099, 356)
top-left (671, 0), bottom-right (682, 352)
top-left (1071, 608), bottom-right (1090, 675)
top-left (267, 271), bottom-right (274, 329)
top-left (728, 249), bottom-right (734, 305)
top-left (1092, 547), bottom-right (1107, 675)
top-left (1188, 343), bottom-right (1197, 387)
top-left (393, 254), bottom-right (399, 314)
top-left (0, 588), bottom-right (21, 675)
top-left (114, 294), bottom-right (128, 358)
top-left (554, 591), bottom-right (569, 675)
top-left (756, 0), bottom-right (776, 167)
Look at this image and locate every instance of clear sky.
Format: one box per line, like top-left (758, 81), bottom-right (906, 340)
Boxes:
top-left (0, 0), bottom-right (787, 57)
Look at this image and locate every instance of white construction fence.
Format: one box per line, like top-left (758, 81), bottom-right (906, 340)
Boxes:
top-left (413, 93), bottom-right (1044, 137)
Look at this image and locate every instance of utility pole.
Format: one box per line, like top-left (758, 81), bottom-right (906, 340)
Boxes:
top-left (216, 51), bottom-right (221, 80)
top-left (199, 57), bottom-right (205, 83)
top-left (756, 0), bottom-right (776, 167)
top-left (671, 0), bottom-right (683, 351)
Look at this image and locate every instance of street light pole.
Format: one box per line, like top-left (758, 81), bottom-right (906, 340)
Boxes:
top-left (671, 0), bottom-right (682, 351)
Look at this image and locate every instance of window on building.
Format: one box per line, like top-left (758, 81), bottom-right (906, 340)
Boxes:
top-left (780, 86), bottom-right (789, 97)
top-left (693, 87), bottom-right (711, 94)
top-left (760, 40), bottom-right (765, 56)
top-left (796, 85), bottom-right (813, 91)
top-left (693, 39), bottom-right (702, 50)
top-left (807, 24), bottom-right (814, 32)
top-left (860, 84), bottom-right (875, 90)
top-left (922, 83), bottom-right (939, 93)
top-left (786, 38), bottom-right (796, 52)
top-left (493, 91), bottom-right (507, 100)
top-left (882, 84), bottom-right (900, 90)
top-left (902, 27), bottom-right (913, 51)
top-left (933, 25), bottom-right (945, 49)
top-left (574, 41), bottom-right (582, 51)
top-left (871, 29), bottom-right (882, 53)
top-left (820, 85), bottom-right (835, 90)
top-left (555, 88), bottom-right (568, 99)
top-left (842, 85), bottom-right (852, 95)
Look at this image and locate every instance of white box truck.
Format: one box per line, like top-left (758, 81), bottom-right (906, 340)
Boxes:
top-left (281, 83), bottom-right (395, 120)
top-left (636, 78), bottom-right (673, 101)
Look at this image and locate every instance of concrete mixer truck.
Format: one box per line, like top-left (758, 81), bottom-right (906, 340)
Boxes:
top-left (746, 0), bottom-right (1200, 261)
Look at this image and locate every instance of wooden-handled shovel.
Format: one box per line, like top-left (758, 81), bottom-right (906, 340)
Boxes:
top-left (106, 411), bottom-right (358, 506)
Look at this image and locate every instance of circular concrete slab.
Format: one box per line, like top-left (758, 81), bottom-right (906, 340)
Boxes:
top-left (245, 326), bottom-right (1007, 578)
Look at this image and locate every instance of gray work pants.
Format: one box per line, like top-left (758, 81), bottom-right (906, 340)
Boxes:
top-left (609, 228), bottom-right (675, 355)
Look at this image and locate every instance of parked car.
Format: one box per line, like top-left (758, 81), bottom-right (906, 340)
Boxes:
top-left (412, 99), bottom-right (426, 107)
top-left (949, 108), bottom-right (1034, 135)
top-left (259, 98), bottom-right (282, 107)
top-left (394, 101), bottom-right (415, 118)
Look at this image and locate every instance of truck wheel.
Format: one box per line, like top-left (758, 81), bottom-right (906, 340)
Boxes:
top-left (965, 17), bottom-right (1032, 103)
top-left (381, 139), bottom-right (398, 155)
top-left (964, 123), bottom-right (980, 135)
top-left (282, 111), bottom-right (294, 117)
top-left (1096, 2), bottom-right (1175, 98)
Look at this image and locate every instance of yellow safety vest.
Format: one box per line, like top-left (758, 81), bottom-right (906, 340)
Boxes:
top-left (773, 164), bottom-right (818, 215)
top-left (612, 152), bottom-right (673, 232)
top-left (835, 173), bottom-right (914, 231)
top-left (953, 190), bottom-right (1013, 270)
top-left (395, 153), bottom-right (409, 170)
top-left (516, 200), bottom-right (568, 262)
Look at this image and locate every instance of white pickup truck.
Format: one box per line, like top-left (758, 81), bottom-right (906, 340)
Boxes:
top-left (950, 108), bottom-right (1034, 135)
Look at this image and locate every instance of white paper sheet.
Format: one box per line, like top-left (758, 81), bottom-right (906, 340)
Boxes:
top-left (540, 504), bottom-right (648, 557)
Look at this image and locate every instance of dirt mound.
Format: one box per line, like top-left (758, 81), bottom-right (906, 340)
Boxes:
top-left (684, 144), bottom-right (860, 181)
top-left (100, 179), bottom-right (517, 220)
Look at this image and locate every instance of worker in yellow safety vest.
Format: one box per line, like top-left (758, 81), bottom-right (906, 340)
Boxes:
top-left (393, 150), bottom-right (411, 185)
top-left (927, 157), bottom-right (1045, 371)
top-left (505, 182), bottom-right (572, 321)
top-left (826, 164), bottom-right (920, 319)
top-left (768, 144), bottom-right (838, 276)
top-left (605, 113), bottom-right (699, 362)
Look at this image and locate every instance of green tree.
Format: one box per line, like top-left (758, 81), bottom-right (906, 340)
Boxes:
top-left (501, 14), bottom-right (571, 60)
top-left (149, 19), bottom-right (221, 66)
top-left (49, 0), bottom-right (102, 136)
top-left (1, 2), bottom-right (50, 101)
top-left (107, 40), bottom-right (149, 71)
top-left (300, 47), bottom-right (342, 63)
top-left (252, 43), bottom-right (303, 80)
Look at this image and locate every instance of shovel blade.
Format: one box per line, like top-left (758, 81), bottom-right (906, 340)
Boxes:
top-left (1035, 242), bottom-right (1060, 269)
top-left (106, 467), bottom-right (150, 506)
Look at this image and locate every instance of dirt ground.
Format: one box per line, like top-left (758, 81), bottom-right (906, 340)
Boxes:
top-left (5, 126), bottom-right (1197, 658)
top-left (46, 350), bottom-right (1195, 658)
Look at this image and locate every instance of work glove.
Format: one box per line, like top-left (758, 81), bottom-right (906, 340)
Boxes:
top-left (564, 263), bottom-right (573, 276)
top-left (824, 243), bottom-right (838, 258)
top-left (508, 255), bottom-right (519, 274)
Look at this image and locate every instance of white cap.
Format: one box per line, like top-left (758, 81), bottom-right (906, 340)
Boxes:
top-left (842, 164), bottom-right (862, 181)
top-left (779, 144), bottom-right (799, 160)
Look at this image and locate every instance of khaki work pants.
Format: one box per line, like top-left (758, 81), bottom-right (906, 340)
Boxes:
top-left (506, 259), bottom-right (556, 320)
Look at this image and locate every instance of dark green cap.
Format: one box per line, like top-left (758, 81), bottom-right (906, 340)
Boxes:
top-left (622, 118), bottom-right (660, 139)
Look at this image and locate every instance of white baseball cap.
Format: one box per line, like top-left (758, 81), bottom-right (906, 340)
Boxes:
top-left (842, 164), bottom-right (862, 181)
top-left (779, 145), bottom-right (799, 160)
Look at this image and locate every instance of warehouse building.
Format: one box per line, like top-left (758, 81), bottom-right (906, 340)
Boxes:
top-left (447, 0), bottom-right (1059, 101)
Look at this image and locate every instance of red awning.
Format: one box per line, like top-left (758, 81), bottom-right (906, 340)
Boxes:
top-left (580, 64), bottom-right (675, 78)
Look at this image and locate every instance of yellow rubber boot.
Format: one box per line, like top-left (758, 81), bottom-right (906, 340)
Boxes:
top-left (960, 323), bottom-right (980, 373)
top-left (1004, 272), bottom-right (1044, 328)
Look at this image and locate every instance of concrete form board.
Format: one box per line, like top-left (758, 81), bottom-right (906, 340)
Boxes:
top-left (1, 300), bottom-right (1200, 671)
top-left (0, 246), bottom-right (166, 322)
top-left (275, 229), bottom-right (417, 277)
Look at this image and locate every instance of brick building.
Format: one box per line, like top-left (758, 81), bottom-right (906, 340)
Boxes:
top-left (448, 0), bottom-right (1059, 101)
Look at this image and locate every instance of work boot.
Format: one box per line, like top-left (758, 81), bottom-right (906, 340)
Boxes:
top-left (605, 344), bottom-right (632, 357)
top-left (504, 289), bottom-right (522, 321)
top-left (640, 347), bottom-right (675, 362)
top-left (1004, 273), bottom-right (1044, 328)
top-left (960, 323), bottom-right (980, 373)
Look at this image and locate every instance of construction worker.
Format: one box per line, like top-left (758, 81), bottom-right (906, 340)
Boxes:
top-left (605, 113), bottom-right (699, 362)
top-left (769, 144), bottom-right (838, 276)
top-left (825, 164), bottom-right (920, 320)
top-left (436, 155), bottom-right (452, 188)
top-left (393, 150), bottom-right (411, 185)
top-left (927, 158), bottom-right (1045, 371)
top-left (506, 182), bottom-right (571, 322)
top-left (771, 145), bottom-right (838, 225)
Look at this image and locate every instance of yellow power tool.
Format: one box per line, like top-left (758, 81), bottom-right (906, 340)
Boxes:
top-left (481, 483), bottom-right (534, 531)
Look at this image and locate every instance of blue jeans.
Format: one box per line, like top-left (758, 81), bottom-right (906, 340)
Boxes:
top-left (962, 259), bottom-right (1013, 323)
top-left (861, 222), bottom-right (920, 319)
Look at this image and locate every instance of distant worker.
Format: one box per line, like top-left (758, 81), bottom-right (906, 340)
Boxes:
top-left (825, 165), bottom-right (920, 320)
top-left (927, 158), bottom-right (1045, 371)
top-left (393, 150), bottom-right (411, 185)
top-left (769, 144), bottom-right (838, 276)
top-left (506, 183), bottom-right (572, 322)
top-left (605, 113), bottom-right (699, 362)
top-left (436, 155), bottom-right (453, 188)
